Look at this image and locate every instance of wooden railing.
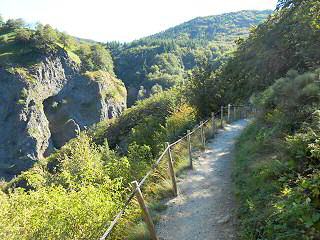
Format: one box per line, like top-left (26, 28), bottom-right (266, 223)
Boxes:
top-left (100, 104), bottom-right (254, 240)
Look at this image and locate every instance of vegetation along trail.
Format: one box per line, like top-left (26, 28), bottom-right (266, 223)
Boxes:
top-left (157, 119), bottom-right (249, 240)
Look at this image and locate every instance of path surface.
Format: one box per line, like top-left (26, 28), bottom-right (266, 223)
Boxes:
top-left (156, 119), bottom-right (249, 240)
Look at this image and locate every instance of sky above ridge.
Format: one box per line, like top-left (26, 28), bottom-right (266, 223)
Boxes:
top-left (0, 0), bottom-right (278, 42)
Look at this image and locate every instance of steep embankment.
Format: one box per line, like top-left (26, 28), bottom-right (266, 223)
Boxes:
top-left (0, 45), bottom-right (126, 178)
top-left (157, 119), bottom-right (249, 239)
top-left (233, 69), bottom-right (320, 240)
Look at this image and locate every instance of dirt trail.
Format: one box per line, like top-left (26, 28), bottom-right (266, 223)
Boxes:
top-left (156, 119), bottom-right (249, 240)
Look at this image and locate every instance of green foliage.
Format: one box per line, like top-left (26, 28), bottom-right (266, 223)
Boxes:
top-left (254, 69), bottom-right (320, 131)
top-left (0, 34), bottom-right (8, 43)
top-left (32, 24), bottom-right (58, 53)
top-left (233, 70), bottom-right (320, 239)
top-left (183, 58), bottom-right (223, 118)
top-left (75, 42), bottom-right (115, 74)
top-left (147, 10), bottom-right (273, 41)
top-left (0, 14), bottom-right (4, 26)
top-left (5, 18), bottom-right (25, 29)
top-left (7, 67), bottom-right (36, 84)
top-left (106, 10), bottom-right (270, 106)
top-left (95, 89), bottom-right (181, 149)
top-left (150, 83), bottom-right (163, 95)
top-left (130, 116), bottom-right (166, 156)
top-left (219, 1), bottom-right (320, 103)
top-left (276, 0), bottom-right (304, 10)
top-left (165, 104), bottom-right (197, 141)
top-left (0, 29), bottom-right (41, 67)
top-left (100, 140), bottom-right (131, 184)
top-left (0, 133), bottom-right (141, 239)
top-left (234, 120), bottom-right (320, 239)
top-left (58, 31), bottom-right (72, 49)
top-left (0, 19), bottom-right (115, 76)
top-left (14, 28), bottom-right (32, 44)
top-left (127, 143), bottom-right (154, 181)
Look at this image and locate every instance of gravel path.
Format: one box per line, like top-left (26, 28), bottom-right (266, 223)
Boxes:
top-left (156, 119), bottom-right (249, 240)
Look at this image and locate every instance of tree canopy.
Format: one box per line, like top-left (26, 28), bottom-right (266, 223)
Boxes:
top-left (4, 18), bottom-right (25, 29)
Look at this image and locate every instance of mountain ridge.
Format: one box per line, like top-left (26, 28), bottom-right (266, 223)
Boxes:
top-left (143, 9), bottom-right (273, 41)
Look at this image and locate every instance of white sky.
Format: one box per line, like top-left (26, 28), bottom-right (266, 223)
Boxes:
top-left (0, 0), bottom-right (277, 43)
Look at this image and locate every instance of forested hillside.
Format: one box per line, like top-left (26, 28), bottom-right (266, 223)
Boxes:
top-left (105, 10), bottom-right (272, 106)
top-left (147, 10), bottom-right (272, 41)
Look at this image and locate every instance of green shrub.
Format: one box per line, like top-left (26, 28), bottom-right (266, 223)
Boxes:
top-left (254, 69), bottom-right (320, 131)
top-left (233, 70), bottom-right (320, 239)
top-left (0, 133), bottom-right (142, 240)
top-left (165, 103), bottom-right (197, 141)
top-left (97, 89), bottom-right (181, 149)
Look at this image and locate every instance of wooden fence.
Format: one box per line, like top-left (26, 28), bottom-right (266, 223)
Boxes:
top-left (100, 104), bottom-right (254, 240)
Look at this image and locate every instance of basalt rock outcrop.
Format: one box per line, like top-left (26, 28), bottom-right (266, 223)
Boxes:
top-left (0, 48), bottom-right (126, 178)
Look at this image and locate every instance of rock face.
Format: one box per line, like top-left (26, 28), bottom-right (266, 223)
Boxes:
top-left (0, 49), bottom-right (126, 177)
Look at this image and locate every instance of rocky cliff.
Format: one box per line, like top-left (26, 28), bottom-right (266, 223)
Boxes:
top-left (0, 48), bottom-right (126, 178)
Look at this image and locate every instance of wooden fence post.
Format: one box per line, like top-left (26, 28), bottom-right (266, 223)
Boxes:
top-left (220, 106), bottom-right (224, 127)
top-left (227, 104), bottom-right (231, 123)
top-left (131, 181), bottom-right (158, 240)
top-left (187, 130), bottom-right (192, 169)
top-left (211, 112), bottom-right (215, 136)
top-left (165, 142), bottom-right (177, 197)
top-left (202, 123), bottom-right (205, 148)
top-left (200, 121), bottom-right (205, 149)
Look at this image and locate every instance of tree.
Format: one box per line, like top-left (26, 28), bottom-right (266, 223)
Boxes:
top-left (75, 43), bottom-right (94, 70)
top-left (42, 24), bottom-right (57, 43)
top-left (0, 14), bottom-right (4, 26)
top-left (276, 0), bottom-right (303, 10)
top-left (183, 59), bottom-right (221, 117)
top-left (15, 28), bottom-right (32, 44)
top-left (90, 44), bottom-right (114, 74)
top-left (75, 43), bottom-right (115, 74)
top-left (150, 84), bottom-right (163, 95)
top-left (59, 31), bottom-right (72, 49)
top-left (5, 18), bottom-right (25, 29)
top-left (137, 86), bottom-right (147, 100)
top-left (33, 23), bottom-right (58, 52)
top-left (0, 35), bottom-right (8, 43)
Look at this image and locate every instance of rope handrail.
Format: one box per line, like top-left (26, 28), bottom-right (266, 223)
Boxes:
top-left (138, 145), bottom-right (169, 187)
top-left (100, 104), bottom-right (252, 239)
top-left (99, 114), bottom-right (213, 239)
top-left (100, 190), bottom-right (137, 240)
top-left (169, 135), bottom-right (187, 148)
top-left (230, 104), bottom-right (246, 107)
top-left (214, 109), bottom-right (221, 117)
top-left (100, 145), bottom-right (171, 240)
